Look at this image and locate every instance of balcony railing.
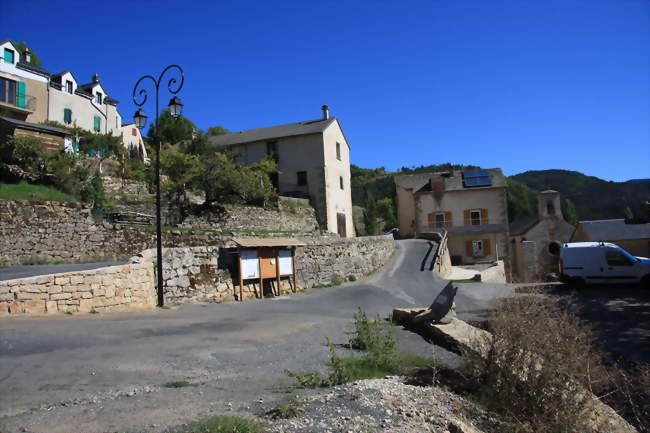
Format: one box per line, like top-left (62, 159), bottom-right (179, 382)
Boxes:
top-left (0, 94), bottom-right (37, 113)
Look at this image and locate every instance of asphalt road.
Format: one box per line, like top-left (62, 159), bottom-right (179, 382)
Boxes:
top-left (0, 239), bottom-right (516, 433)
top-left (0, 262), bottom-right (127, 282)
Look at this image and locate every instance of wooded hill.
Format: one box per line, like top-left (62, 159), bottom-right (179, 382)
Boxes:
top-left (351, 165), bottom-right (650, 233)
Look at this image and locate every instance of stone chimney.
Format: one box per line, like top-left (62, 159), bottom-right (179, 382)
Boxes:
top-left (24, 48), bottom-right (31, 63)
top-left (92, 73), bottom-right (100, 83)
top-left (322, 104), bottom-right (329, 120)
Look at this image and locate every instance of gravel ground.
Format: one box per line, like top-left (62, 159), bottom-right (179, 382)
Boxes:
top-left (264, 377), bottom-right (504, 433)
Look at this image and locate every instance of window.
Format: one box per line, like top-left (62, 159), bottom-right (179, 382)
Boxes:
top-left (336, 142), bottom-right (341, 160)
top-left (65, 80), bottom-right (73, 94)
top-left (0, 78), bottom-right (18, 106)
top-left (63, 108), bottom-right (72, 124)
top-left (434, 213), bottom-right (445, 228)
top-left (3, 48), bottom-right (15, 64)
top-left (472, 240), bottom-right (484, 257)
top-left (297, 171), bottom-right (307, 186)
top-left (266, 141), bottom-right (277, 157)
top-left (94, 116), bottom-right (101, 132)
top-left (606, 249), bottom-right (633, 266)
top-left (340, 176), bottom-right (344, 190)
top-left (95, 92), bottom-right (103, 104)
top-left (132, 128), bottom-right (137, 136)
top-left (470, 210), bottom-right (481, 225)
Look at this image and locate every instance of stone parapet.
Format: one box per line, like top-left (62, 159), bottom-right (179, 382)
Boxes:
top-left (0, 263), bottom-right (156, 316)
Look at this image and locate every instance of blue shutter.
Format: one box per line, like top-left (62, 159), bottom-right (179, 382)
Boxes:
top-left (72, 136), bottom-right (77, 153)
top-left (17, 82), bottom-right (26, 108)
top-left (94, 116), bottom-right (101, 132)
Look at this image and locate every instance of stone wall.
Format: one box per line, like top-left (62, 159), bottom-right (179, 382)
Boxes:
top-left (128, 235), bottom-right (396, 305)
top-left (0, 263), bottom-right (155, 316)
top-left (0, 200), bottom-right (326, 266)
top-left (296, 235), bottom-right (396, 287)
top-left (179, 202), bottom-right (319, 233)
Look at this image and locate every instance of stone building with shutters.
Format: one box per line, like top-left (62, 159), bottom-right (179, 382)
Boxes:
top-left (394, 168), bottom-right (510, 265)
top-left (0, 40), bottom-right (123, 154)
top-left (207, 105), bottom-right (355, 237)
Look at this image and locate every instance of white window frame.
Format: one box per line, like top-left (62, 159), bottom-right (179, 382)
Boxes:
top-left (472, 240), bottom-right (484, 257)
top-left (470, 209), bottom-right (482, 226)
top-left (434, 212), bottom-right (446, 228)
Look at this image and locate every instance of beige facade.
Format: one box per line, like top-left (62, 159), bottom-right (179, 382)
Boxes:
top-left (395, 169), bottom-right (510, 265)
top-left (208, 107), bottom-right (355, 237)
top-left (120, 123), bottom-right (148, 161)
top-left (509, 190), bottom-right (575, 282)
top-left (0, 40), bottom-right (49, 123)
top-left (0, 40), bottom-right (123, 152)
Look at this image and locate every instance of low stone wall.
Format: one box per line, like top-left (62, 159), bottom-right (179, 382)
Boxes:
top-left (128, 235), bottom-right (396, 305)
top-left (0, 263), bottom-right (156, 316)
top-left (179, 202), bottom-right (319, 233)
top-left (0, 200), bottom-right (326, 266)
top-left (296, 235), bottom-right (396, 288)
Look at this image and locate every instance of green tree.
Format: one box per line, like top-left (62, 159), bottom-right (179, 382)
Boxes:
top-left (78, 132), bottom-right (121, 173)
top-left (363, 190), bottom-right (379, 236)
top-left (376, 197), bottom-right (397, 231)
top-left (147, 109), bottom-right (196, 145)
top-left (563, 199), bottom-right (578, 226)
top-left (10, 41), bottom-right (42, 67)
top-left (206, 125), bottom-right (229, 136)
top-left (160, 144), bottom-right (201, 208)
top-left (201, 152), bottom-right (277, 208)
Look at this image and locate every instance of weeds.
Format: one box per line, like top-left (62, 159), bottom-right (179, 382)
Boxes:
top-left (89, 309), bottom-right (98, 314)
top-left (265, 394), bottom-right (303, 419)
top-left (348, 275), bottom-right (357, 282)
top-left (187, 415), bottom-right (261, 433)
top-left (464, 296), bottom-right (610, 433)
top-left (286, 308), bottom-right (435, 388)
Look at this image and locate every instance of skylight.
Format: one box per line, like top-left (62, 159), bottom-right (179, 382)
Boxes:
top-left (462, 169), bottom-right (492, 187)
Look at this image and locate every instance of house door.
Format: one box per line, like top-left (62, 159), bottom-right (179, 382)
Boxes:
top-left (337, 213), bottom-right (346, 237)
top-left (472, 240), bottom-right (484, 257)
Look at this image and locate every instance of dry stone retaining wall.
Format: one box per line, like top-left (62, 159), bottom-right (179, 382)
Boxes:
top-left (0, 200), bottom-right (324, 266)
top-left (0, 263), bottom-right (156, 316)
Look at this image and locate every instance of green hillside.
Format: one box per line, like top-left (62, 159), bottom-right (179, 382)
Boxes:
top-left (511, 169), bottom-right (649, 221)
top-left (351, 166), bottom-right (649, 231)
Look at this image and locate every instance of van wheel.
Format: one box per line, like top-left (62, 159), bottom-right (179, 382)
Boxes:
top-left (570, 277), bottom-right (586, 290)
top-left (641, 275), bottom-right (650, 290)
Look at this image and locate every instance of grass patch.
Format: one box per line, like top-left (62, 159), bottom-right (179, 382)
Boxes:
top-left (348, 275), bottom-right (357, 282)
top-left (265, 394), bottom-right (303, 419)
top-left (88, 309), bottom-right (98, 314)
top-left (187, 415), bottom-right (261, 433)
top-left (0, 181), bottom-right (78, 202)
top-left (287, 308), bottom-right (436, 388)
top-left (163, 380), bottom-right (194, 388)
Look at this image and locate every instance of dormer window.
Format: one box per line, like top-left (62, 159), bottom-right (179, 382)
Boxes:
top-left (65, 80), bottom-right (73, 94)
top-left (3, 48), bottom-right (15, 64)
top-left (95, 92), bottom-right (103, 104)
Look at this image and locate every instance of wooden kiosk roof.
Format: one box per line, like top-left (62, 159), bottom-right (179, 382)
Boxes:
top-left (232, 237), bottom-right (306, 248)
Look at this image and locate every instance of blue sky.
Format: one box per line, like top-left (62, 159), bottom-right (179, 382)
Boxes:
top-left (2, 0), bottom-right (648, 181)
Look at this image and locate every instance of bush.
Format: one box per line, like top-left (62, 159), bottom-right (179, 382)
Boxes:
top-left (467, 296), bottom-right (609, 433)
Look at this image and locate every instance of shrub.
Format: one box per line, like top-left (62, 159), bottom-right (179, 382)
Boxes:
top-left (466, 296), bottom-right (609, 433)
top-left (187, 415), bottom-right (261, 433)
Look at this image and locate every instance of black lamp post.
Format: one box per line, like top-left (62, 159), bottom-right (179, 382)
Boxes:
top-left (132, 65), bottom-right (185, 307)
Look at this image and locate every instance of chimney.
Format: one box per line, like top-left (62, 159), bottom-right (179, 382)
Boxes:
top-left (92, 73), bottom-right (100, 83)
top-left (24, 48), bottom-right (31, 63)
top-left (321, 104), bottom-right (329, 120)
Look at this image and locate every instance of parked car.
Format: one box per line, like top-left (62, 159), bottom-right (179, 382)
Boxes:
top-left (558, 242), bottom-right (650, 288)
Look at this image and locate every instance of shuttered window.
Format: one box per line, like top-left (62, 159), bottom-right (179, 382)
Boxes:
top-left (4, 48), bottom-right (14, 64)
top-left (94, 116), bottom-right (101, 132)
top-left (63, 109), bottom-right (72, 124)
top-left (464, 209), bottom-right (488, 225)
top-left (427, 213), bottom-right (434, 228)
top-left (17, 82), bottom-right (25, 108)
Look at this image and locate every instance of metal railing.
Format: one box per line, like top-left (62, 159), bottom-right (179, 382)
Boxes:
top-left (0, 94), bottom-right (37, 112)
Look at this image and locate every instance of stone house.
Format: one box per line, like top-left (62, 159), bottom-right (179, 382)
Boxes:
top-left (207, 105), bottom-right (355, 237)
top-left (570, 214), bottom-right (650, 258)
top-left (0, 40), bottom-right (129, 155)
top-left (508, 190), bottom-right (575, 282)
top-left (394, 168), bottom-right (510, 265)
top-left (120, 123), bottom-right (148, 162)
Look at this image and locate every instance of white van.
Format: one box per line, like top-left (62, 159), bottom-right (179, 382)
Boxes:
top-left (559, 242), bottom-right (650, 288)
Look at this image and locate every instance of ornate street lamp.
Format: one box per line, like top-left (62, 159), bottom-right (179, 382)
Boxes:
top-left (132, 65), bottom-right (185, 307)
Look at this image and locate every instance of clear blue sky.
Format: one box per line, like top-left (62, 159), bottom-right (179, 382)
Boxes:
top-left (2, 0), bottom-right (648, 181)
